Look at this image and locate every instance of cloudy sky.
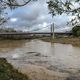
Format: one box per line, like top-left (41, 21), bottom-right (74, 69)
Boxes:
top-left (4, 0), bottom-right (77, 32)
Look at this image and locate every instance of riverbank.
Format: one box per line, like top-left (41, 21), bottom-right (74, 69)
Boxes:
top-left (18, 64), bottom-right (69, 80)
top-left (40, 37), bottom-right (80, 46)
top-left (0, 58), bottom-right (29, 80)
top-left (0, 58), bottom-right (69, 80)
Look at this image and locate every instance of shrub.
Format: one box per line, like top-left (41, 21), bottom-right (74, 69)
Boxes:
top-left (72, 25), bottom-right (80, 36)
top-left (0, 58), bottom-right (29, 80)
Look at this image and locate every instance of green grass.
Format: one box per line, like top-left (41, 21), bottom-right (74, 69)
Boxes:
top-left (0, 58), bottom-right (29, 80)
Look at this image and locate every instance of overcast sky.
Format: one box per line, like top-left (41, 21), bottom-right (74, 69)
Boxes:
top-left (3, 0), bottom-right (77, 32)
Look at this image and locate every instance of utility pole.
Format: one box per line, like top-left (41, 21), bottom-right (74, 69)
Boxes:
top-left (51, 23), bottom-right (54, 39)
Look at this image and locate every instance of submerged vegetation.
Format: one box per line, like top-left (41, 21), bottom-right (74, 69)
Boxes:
top-left (0, 58), bottom-right (29, 80)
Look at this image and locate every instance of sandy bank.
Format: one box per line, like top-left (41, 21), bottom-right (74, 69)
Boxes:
top-left (17, 64), bottom-right (69, 80)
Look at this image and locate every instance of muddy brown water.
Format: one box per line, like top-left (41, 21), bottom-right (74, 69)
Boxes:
top-left (0, 39), bottom-right (80, 79)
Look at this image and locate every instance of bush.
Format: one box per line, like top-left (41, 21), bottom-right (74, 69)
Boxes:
top-left (72, 25), bottom-right (80, 36)
top-left (0, 58), bottom-right (29, 80)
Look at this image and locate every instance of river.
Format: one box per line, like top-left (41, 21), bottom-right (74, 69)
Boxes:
top-left (0, 39), bottom-right (80, 79)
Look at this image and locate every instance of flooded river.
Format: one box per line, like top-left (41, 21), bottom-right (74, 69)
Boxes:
top-left (0, 39), bottom-right (80, 79)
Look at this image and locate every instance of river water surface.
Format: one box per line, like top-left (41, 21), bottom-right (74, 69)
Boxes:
top-left (0, 39), bottom-right (80, 75)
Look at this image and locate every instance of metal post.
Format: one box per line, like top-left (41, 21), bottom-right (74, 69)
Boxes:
top-left (51, 23), bottom-right (54, 39)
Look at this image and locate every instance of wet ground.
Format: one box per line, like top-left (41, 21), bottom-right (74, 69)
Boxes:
top-left (0, 39), bottom-right (80, 80)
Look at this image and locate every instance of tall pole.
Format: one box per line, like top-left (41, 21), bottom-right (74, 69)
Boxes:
top-left (51, 23), bottom-right (54, 39)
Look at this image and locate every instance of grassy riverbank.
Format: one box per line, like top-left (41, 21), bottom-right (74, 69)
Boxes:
top-left (40, 37), bottom-right (80, 46)
top-left (0, 58), bottom-right (29, 80)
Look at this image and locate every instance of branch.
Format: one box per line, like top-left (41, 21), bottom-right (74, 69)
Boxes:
top-left (63, 7), bottom-right (80, 12)
top-left (0, 18), bottom-right (10, 25)
top-left (3, 0), bottom-right (31, 7)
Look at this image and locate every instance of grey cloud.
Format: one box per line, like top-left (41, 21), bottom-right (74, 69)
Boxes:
top-left (4, 0), bottom-right (70, 32)
top-left (6, 0), bottom-right (52, 28)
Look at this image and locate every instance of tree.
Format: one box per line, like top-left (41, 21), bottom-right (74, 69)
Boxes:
top-left (47, 0), bottom-right (80, 25)
top-left (72, 25), bottom-right (80, 36)
top-left (0, 0), bottom-right (36, 25)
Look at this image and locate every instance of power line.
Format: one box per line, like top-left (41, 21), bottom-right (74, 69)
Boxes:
top-left (28, 23), bottom-right (63, 32)
top-left (31, 25), bottom-right (50, 32)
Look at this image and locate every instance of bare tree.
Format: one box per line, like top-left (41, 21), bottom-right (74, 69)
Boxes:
top-left (0, 0), bottom-right (35, 25)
